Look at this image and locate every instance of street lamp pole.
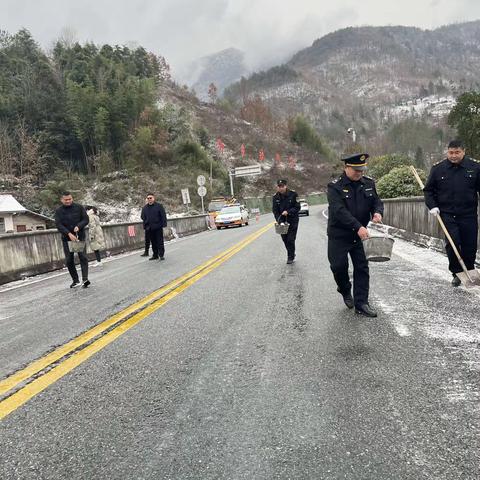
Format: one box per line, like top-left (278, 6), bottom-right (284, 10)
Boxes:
top-left (229, 170), bottom-right (234, 197)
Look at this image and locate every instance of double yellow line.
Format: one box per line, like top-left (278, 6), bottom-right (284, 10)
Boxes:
top-left (0, 223), bottom-right (273, 420)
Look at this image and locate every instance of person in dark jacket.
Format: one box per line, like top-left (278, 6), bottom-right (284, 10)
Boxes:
top-left (140, 196), bottom-right (151, 257)
top-left (423, 139), bottom-right (480, 286)
top-left (272, 179), bottom-right (300, 264)
top-left (327, 154), bottom-right (384, 317)
top-left (141, 193), bottom-right (168, 261)
top-left (55, 192), bottom-right (90, 288)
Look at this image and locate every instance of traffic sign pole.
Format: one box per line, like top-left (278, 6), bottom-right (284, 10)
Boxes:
top-left (197, 184), bottom-right (207, 214)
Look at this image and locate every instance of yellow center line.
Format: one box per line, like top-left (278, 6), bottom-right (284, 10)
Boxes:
top-left (0, 223), bottom-right (273, 420)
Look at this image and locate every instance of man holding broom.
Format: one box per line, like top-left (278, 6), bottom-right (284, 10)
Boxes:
top-left (423, 140), bottom-right (480, 286)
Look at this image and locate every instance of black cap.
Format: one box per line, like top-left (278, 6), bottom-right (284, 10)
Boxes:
top-left (342, 153), bottom-right (369, 171)
top-left (277, 179), bottom-right (287, 186)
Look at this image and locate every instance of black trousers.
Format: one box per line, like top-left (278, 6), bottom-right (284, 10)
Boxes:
top-left (150, 228), bottom-right (165, 258)
top-left (144, 229), bottom-right (151, 254)
top-left (328, 236), bottom-right (369, 307)
top-left (62, 238), bottom-right (88, 282)
top-left (441, 214), bottom-right (478, 274)
top-left (281, 222), bottom-right (298, 259)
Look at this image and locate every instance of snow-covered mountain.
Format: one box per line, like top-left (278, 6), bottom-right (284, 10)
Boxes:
top-left (224, 21), bottom-right (480, 144)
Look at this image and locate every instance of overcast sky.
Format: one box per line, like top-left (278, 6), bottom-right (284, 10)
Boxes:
top-left (2, 0), bottom-right (480, 78)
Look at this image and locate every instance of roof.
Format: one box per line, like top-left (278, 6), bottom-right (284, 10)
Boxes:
top-left (0, 194), bottom-right (26, 213)
top-left (0, 194), bottom-right (53, 222)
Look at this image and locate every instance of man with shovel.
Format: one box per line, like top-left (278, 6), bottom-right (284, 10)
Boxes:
top-left (327, 154), bottom-right (384, 317)
top-left (424, 140), bottom-right (480, 287)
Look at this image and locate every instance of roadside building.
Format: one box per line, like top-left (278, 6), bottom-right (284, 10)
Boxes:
top-left (0, 194), bottom-right (53, 234)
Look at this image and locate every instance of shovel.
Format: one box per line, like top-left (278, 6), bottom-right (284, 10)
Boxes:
top-left (410, 166), bottom-right (480, 288)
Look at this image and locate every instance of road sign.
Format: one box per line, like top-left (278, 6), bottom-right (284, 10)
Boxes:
top-left (234, 164), bottom-right (262, 177)
top-left (181, 188), bottom-right (191, 205)
top-left (197, 186), bottom-right (207, 197)
top-left (197, 175), bottom-right (206, 186)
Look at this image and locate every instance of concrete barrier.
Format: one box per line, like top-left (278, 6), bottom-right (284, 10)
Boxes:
top-left (244, 193), bottom-right (327, 215)
top-left (0, 215), bottom-right (209, 285)
top-left (382, 196), bottom-right (480, 262)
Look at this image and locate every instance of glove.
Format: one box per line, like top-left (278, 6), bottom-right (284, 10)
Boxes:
top-left (429, 207), bottom-right (440, 216)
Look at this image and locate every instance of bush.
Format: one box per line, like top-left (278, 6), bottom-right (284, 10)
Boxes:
top-left (367, 154), bottom-right (413, 180)
top-left (37, 174), bottom-right (86, 212)
top-left (174, 140), bottom-right (226, 178)
top-left (289, 115), bottom-right (324, 153)
top-left (376, 166), bottom-right (426, 199)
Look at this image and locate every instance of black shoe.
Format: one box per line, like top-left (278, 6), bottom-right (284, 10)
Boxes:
top-left (82, 280), bottom-right (91, 289)
top-left (149, 256), bottom-right (159, 260)
top-left (341, 292), bottom-right (354, 309)
top-left (140, 252), bottom-right (149, 257)
top-left (286, 258), bottom-right (294, 264)
top-left (159, 256), bottom-right (165, 261)
top-left (70, 281), bottom-right (80, 288)
top-left (451, 275), bottom-right (461, 287)
top-left (355, 304), bottom-right (377, 317)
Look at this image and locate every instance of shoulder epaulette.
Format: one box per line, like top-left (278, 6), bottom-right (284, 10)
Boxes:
top-left (363, 175), bottom-right (373, 180)
top-left (433, 160), bottom-right (442, 166)
top-left (472, 158), bottom-right (480, 163)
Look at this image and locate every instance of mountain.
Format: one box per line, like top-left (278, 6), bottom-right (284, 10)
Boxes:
top-left (180, 47), bottom-right (249, 100)
top-left (224, 21), bottom-right (480, 150)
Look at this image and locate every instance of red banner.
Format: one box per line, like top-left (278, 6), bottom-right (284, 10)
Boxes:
top-left (240, 143), bottom-right (245, 158)
top-left (216, 138), bottom-right (225, 153)
top-left (258, 149), bottom-right (265, 162)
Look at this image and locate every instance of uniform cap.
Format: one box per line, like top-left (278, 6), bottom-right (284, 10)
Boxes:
top-left (277, 179), bottom-right (288, 186)
top-left (343, 153), bottom-right (369, 171)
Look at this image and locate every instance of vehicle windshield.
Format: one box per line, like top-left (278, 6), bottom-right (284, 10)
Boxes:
top-left (208, 201), bottom-right (225, 211)
top-left (220, 206), bottom-right (241, 214)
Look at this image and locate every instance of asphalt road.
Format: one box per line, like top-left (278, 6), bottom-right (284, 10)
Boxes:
top-left (1, 206), bottom-right (479, 479)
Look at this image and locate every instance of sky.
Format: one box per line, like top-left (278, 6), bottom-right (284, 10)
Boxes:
top-left (1, 0), bottom-right (480, 79)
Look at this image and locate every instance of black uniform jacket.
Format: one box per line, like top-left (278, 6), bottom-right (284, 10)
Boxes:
top-left (272, 190), bottom-right (300, 224)
top-left (424, 157), bottom-right (480, 216)
top-left (55, 203), bottom-right (89, 240)
top-left (327, 173), bottom-right (384, 239)
top-left (141, 202), bottom-right (168, 231)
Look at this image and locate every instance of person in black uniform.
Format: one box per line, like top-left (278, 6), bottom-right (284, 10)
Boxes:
top-left (55, 192), bottom-right (90, 288)
top-left (424, 139), bottom-right (480, 286)
top-left (140, 196), bottom-right (151, 257)
top-left (272, 179), bottom-right (300, 264)
top-left (141, 193), bottom-right (168, 261)
top-left (327, 154), bottom-right (384, 317)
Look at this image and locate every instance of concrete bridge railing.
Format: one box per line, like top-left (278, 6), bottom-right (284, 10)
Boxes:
top-left (0, 215), bottom-right (209, 285)
top-left (382, 196), bottom-right (480, 259)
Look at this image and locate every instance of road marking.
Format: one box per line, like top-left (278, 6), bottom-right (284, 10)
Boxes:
top-left (322, 209), bottom-right (328, 219)
top-left (0, 223), bottom-right (273, 420)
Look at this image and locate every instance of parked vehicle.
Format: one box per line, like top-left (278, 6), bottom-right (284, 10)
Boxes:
top-left (299, 199), bottom-right (309, 216)
top-left (208, 197), bottom-right (237, 219)
top-left (215, 204), bottom-right (249, 229)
